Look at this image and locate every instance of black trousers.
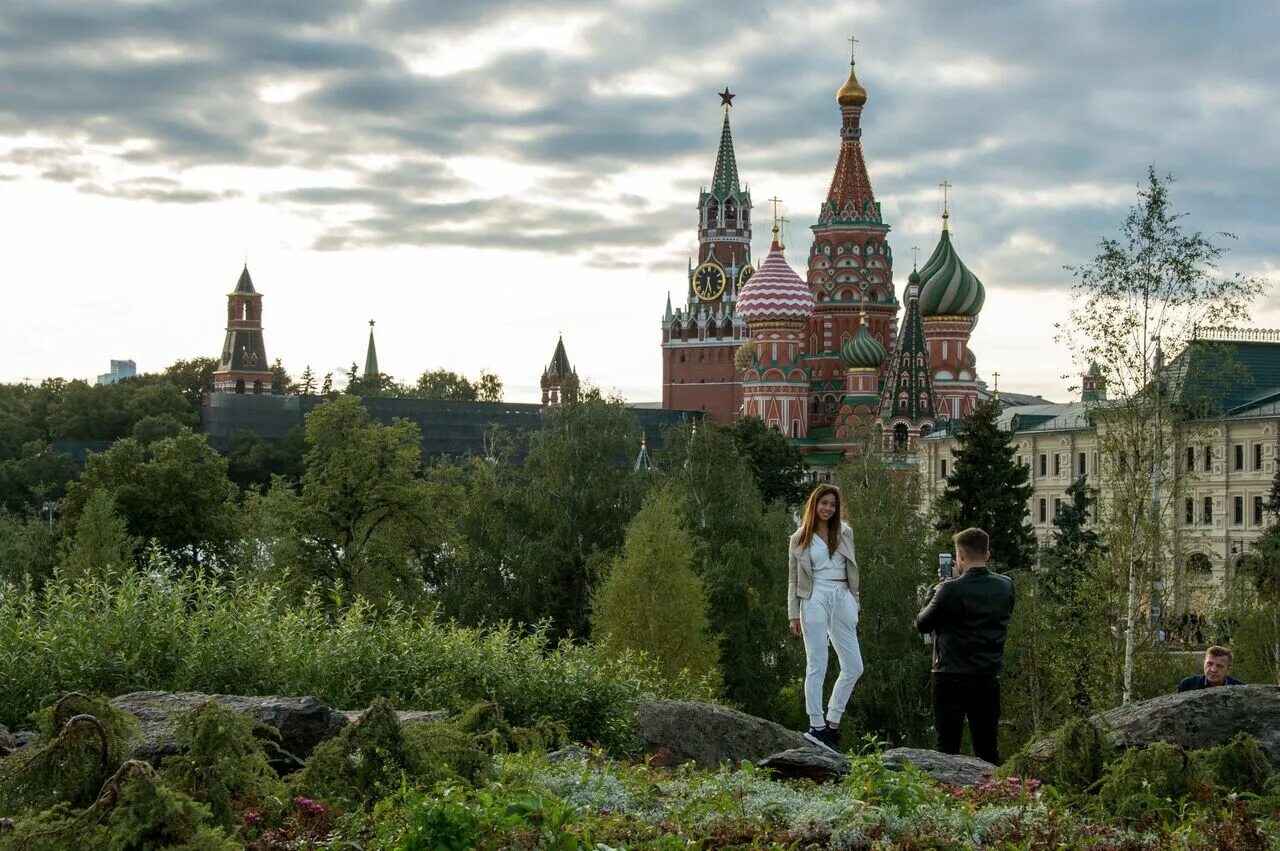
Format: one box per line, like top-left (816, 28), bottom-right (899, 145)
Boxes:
top-left (932, 672), bottom-right (1002, 765)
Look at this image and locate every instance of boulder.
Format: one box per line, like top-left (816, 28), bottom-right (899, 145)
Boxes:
top-left (636, 700), bottom-right (807, 768)
top-left (0, 725), bottom-right (16, 755)
top-left (1023, 685), bottom-right (1280, 770)
top-left (110, 691), bottom-right (345, 765)
top-left (881, 748), bottom-right (996, 786)
top-left (758, 747), bottom-right (851, 783)
top-left (336, 708), bottom-right (448, 727)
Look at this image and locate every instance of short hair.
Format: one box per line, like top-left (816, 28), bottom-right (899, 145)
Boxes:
top-left (952, 528), bottom-right (990, 559)
top-left (1205, 645), bottom-right (1233, 664)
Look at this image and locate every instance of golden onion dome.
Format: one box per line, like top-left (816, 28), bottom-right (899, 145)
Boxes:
top-left (836, 61), bottom-right (867, 107)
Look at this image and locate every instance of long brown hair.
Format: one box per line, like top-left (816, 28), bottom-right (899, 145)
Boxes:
top-left (799, 484), bottom-right (843, 551)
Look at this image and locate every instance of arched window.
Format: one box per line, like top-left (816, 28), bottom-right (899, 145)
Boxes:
top-left (893, 423), bottom-right (908, 451)
top-left (1186, 553), bottom-right (1213, 573)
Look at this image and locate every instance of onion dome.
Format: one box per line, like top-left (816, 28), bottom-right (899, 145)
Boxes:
top-left (836, 59), bottom-right (868, 107)
top-left (908, 268), bottom-right (921, 285)
top-left (736, 238), bottom-right (815, 324)
top-left (841, 312), bottom-right (888, 369)
top-left (917, 218), bottom-right (985, 317)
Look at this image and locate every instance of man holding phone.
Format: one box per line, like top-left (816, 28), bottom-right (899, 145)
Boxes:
top-left (916, 528), bottom-right (1015, 765)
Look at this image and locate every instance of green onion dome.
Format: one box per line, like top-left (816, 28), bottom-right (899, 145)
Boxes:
top-left (840, 315), bottom-right (888, 369)
top-left (917, 222), bottom-right (985, 317)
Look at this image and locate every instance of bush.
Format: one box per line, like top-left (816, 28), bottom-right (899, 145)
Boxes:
top-left (1001, 716), bottom-right (1114, 794)
top-left (0, 567), bottom-right (690, 753)
top-left (1186, 732), bottom-right (1273, 796)
top-left (1097, 742), bottom-right (1188, 818)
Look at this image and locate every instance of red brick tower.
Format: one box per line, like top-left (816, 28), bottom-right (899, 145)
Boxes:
top-left (737, 225), bottom-right (816, 437)
top-left (212, 265), bottom-right (274, 395)
top-left (805, 47), bottom-right (897, 430)
top-left (541, 336), bottom-right (578, 405)
top-left (661, 89), bottom-right (753, 420)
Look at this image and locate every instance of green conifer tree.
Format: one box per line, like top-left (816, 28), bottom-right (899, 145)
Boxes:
top-left (934, 400), bottom-right (1037, 572)
top-left (591, 486), bottom-right (721, 687)
top-left (60, 489), bottom-right (139, 580)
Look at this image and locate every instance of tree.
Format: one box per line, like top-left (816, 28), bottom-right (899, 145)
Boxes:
top-left (271, 358), bottom-right (295, 395)
top-left (298, 365), bottom-right (318, 396)
top-left (591, 486), bottom-right (720, 686)
top-left (1043, 475), bottom-right (1105, 602)
top-left (934, 400), bottom-right (1037, 573)
top-left (61, 430), bottom-right (240, 567)
top-left (834, 452), bottom-right (935, 746)
top-left (60, 490), bottom-right (138, 580)
top-left (224, 428), bottom-right (306, 492)
top-left (0, 441), bottom-right (76, 514)
top-left (0, 508), bottom-right (58, 589)
top-left (726, 416), bottom-right (807, 506)
top-left (292, 396), bottom-right (431, 601)
top-left (477, 371), bottom-right (503, 402)
top-left (413, 369), bottom-right (483, 401)
top-left (662, 420), bottom-right (801, 718)
top-left (1056, 167), bottom-right (1265, 702)
top-left (320, 373), bottom-right (334, 397)
top-left (160, 357), bottom-right (218, 410)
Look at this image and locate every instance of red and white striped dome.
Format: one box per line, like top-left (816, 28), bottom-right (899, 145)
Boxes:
top-left (737, 244), bottom-right (815, 324)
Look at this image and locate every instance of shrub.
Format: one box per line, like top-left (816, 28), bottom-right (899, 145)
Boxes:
top-left (0, 567), bottom-right (690, 753)
top-left (158, 700), bottom-right (286, 829)
top-left (0, 693), bottom-right (136, 813)
top-left (1001, 715), bottom-right (1115, 794)
top-left (1186, 732), bottom-right (1273, 796)
top-left (1097, 743), bottom-right (1187, 818)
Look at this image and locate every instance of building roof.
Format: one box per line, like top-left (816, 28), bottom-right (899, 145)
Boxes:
top-left (840, 312), bottom-right (888, 369)
top-left (736, 240), bottom-right (814, 323)
top-left (363, 322), bottom-right (379, 377)
top-left (233, 264), bottom-right (257, 295)
top-left (917, 220), bottom-right (985, 317)
top-left (879, 285), bottom-right (936, 425)
top-left (544, 336), bottom-right (573, 378)
top-left (708, 110), bottom-right (745, 201)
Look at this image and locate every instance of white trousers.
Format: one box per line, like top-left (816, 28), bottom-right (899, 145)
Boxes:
top-left (800, 581), bottom-right (864, 728)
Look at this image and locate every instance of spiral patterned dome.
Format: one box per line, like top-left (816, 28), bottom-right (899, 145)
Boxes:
top-left (917, 225), bottom-right (985, 317)
top-left (840, 320), bottom-right (888, 369)
top-left (736, 242), bottom-right (815, 324)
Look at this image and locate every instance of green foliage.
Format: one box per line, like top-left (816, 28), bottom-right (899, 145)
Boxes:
top-left (60, 429), bottom-right (240, 567)
top-left (835, 453), bottom-right (934, 746)
top-left (933, 400), bottom-right (1037, 572)
top-left (0, 441), bottom-right (76, 515)
top-left (0, 693), bottom-right (136, 814)
top-left (0, 508), bottom-right (58, 589)
top-left (412, 369), bottom-right (503, 402)
top-left (0, 568), bottom-right (686, 752)
top-left (158, 701), bottom-right (285, 829)
top-left (223, 427), bottom-right (305, 493)
top-left (104, 766), bottom-right (239, 850)
top-left (1186, 732), bottom-right (1273, 796)
top-left (1097, 742), bottom-right (1188, 817)
top-left (660, 421), bottom-right (802, 718)
top-left (591, 485), bottom-right (721, 687)
top-left (726, 416), bottom-right (807, 507)
top-left (1002, 716), bottom-right (1115, 794)
top-left (58, 489), bottom-right (138, 580)
top-left (292, 699), bottom-right (413, 806)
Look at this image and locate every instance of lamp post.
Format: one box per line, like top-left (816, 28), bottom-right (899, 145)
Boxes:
top-left (41, 500), bottom-right (57, 531)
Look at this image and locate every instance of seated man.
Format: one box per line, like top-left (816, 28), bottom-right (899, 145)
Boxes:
top-left (1177, 645), bottom-right (1244, 692)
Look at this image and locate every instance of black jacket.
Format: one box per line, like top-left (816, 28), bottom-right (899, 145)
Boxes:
top-left (915, 566), bottom-right (1015, 675)
top-left (1176, 674), bottom-right (1244, 692)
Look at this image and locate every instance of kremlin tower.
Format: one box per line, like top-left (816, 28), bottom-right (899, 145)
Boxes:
top-left (661, 89), bottom-right (753, 420)
top-left (212, 265), bottom-right (273, 395)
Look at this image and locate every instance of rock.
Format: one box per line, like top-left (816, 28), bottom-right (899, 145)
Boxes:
top-left (548, 744), bottom-right (594, 764)
top-left (1023, 685), bottom-right (1280, 770)
top-left (759, 747), bottom-right (851, 782)
top-left (0, 724), bottom-right (16, 754)
top-left (110, 691), bottom-right (346, 765)
top-left (636, 700), bottom-right (808, 768)
top-left (881, 748), bottom-right (996, 786)
top-left (12, 731), bottom-right (38, 750)
top-left (336, 708), bottom-right (448, 727)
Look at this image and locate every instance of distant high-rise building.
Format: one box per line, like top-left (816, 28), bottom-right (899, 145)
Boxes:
top-left (96, 359), bottom-right (136, 385)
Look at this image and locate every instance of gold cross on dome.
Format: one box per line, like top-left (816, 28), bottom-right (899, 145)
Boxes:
top-left (939, 180), bottom-right (952, 215)
top-left (848, 35), bottom-right (859, 62)
top-left (779, 216), bottom-right (790, 247)
top-left (768, 196), bottom-right (783, 232)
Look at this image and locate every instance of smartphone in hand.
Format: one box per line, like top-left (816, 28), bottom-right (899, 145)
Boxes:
top-left (938, 553), bottom-right (954, 580)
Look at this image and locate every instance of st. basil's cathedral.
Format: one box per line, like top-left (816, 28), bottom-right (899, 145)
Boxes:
top-left (661, 52), bottom-right (988, 470)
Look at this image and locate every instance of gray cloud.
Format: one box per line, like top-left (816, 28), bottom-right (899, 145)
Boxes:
top-left (0, 0), bottom-right (1275, 291)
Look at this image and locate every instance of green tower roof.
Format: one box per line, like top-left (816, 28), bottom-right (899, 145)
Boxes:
top-left (709, 110), bottom-right (742, 200)
top-left (840, 316), bottom-right (888, 369)
top-left (917, 221), bottom-right (985, 317)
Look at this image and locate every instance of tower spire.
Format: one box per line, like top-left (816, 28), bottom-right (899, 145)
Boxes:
top-left (363, 319), bottom-right (379, 377)
top-left (710, 90), bottom-right (741, 199)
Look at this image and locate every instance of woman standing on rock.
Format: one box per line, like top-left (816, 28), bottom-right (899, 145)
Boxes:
top-left (788, 483), bottom-right (863, 754)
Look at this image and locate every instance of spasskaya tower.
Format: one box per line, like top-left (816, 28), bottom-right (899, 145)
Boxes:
top-left (660, 88), bottom-right (754, 420)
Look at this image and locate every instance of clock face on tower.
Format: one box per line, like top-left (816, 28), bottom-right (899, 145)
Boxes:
top-left (693, 262), bottom-right (727, 301)
top-left (738, 264), bottom-right (755, 288)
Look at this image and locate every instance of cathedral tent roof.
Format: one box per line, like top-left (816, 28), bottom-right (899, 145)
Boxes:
top-left (233, 264), bottom-right (258, 295)
top-left (544, 336), bottom-right (573, 378)
top-left (736, 241), bottom-right (814, 324)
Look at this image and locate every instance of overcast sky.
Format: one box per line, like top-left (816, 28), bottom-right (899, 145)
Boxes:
top-left (2, 0), bottom-right (1277, 403)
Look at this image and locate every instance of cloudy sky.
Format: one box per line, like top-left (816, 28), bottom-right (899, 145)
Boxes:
top-left (2, 0), bottom-right (1277, 403)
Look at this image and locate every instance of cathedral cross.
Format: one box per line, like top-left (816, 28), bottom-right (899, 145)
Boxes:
top-left (848, 35), bottom-right (859, 61)
top-left (939, 180), bottom-right (952, 215)
top-left (768, 196), bottom-right (783, 233)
